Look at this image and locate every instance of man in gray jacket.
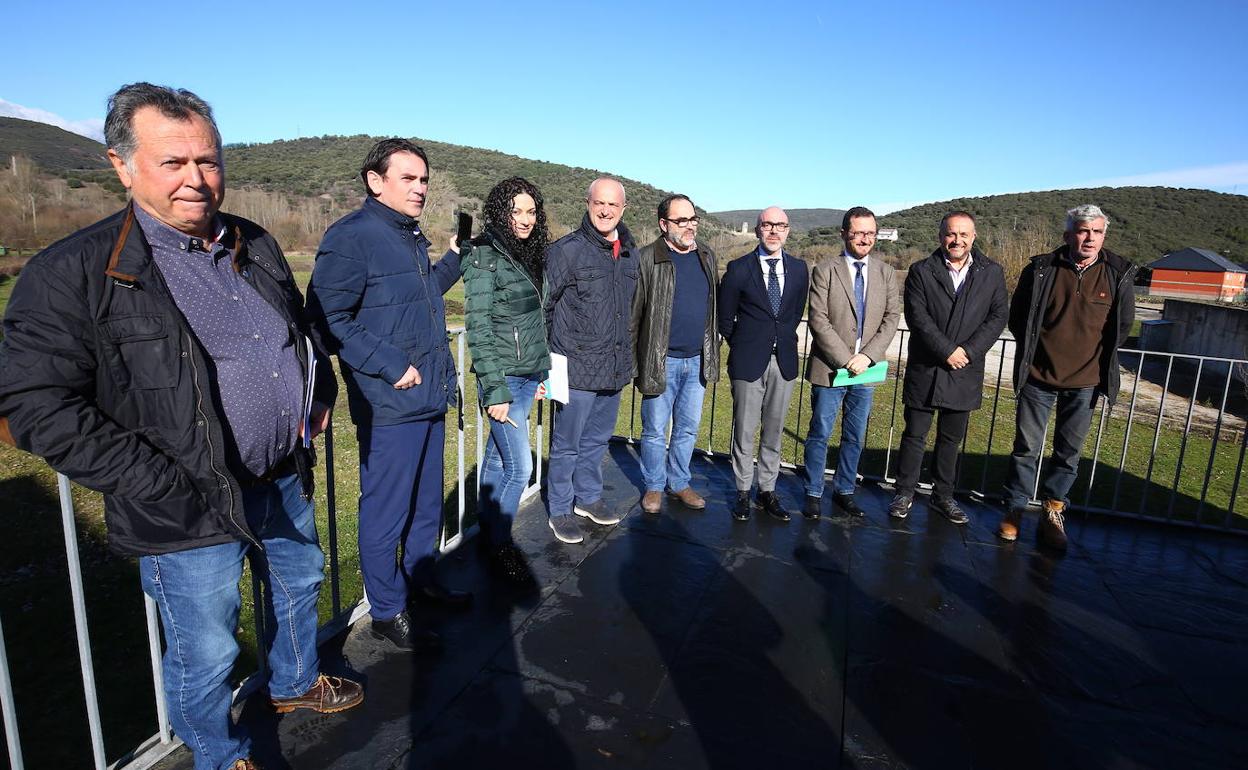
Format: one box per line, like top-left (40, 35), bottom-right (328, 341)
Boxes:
top-left (631, 194), bottom-right (719, 514)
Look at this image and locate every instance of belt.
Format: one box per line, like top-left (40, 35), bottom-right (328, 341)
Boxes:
top-left (240, 453), bottom-right (298, 487)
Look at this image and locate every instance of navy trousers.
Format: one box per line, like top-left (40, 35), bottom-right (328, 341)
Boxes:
top-left (357, 418), bottom-right (445, 620)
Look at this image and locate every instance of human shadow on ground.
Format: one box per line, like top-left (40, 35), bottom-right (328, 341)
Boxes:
top-left (617, 488), bottom-right (847, 766)
top-left (233, 517), bottom-right (573, 769)
top-left (792, 495), bottom-right (1248, 769)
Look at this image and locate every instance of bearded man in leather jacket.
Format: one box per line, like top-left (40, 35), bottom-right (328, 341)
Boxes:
top-left (630, 194), bottom-right (719, 515)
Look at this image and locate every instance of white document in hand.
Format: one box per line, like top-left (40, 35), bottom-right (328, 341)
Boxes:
top-left (544, 353), bottom-right (570, 404)
top-left (300, 336), bottom-right (318, 448)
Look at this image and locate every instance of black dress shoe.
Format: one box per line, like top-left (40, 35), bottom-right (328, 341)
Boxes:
top-left (410, 582), bottom-right (474, 610)
top-left (833, 492), bottom-right (865, 517)
top-left (370, 610), bottom-right (443, 654)
top-left (731, 491), bottom-right (751, 521)
top-left (757, 491), bottom-right (791, 522)
top-left (802, 495), bottom-right (822, 520)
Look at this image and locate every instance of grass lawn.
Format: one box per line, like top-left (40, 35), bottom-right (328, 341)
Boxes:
top-left (0, 275), bottom-right (15, 319)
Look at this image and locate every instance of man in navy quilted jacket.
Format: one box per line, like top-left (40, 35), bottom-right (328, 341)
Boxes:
top-left (307, 139), bottom-right (471, 653)
top-left (542, 178), bottom-right (640, 544)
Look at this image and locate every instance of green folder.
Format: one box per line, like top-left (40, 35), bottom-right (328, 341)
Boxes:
top-left (831, 360), bottom-right (889, 387)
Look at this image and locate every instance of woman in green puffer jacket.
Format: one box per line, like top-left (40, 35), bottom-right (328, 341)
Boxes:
top-left (461, 177), bottom-right (551, 587)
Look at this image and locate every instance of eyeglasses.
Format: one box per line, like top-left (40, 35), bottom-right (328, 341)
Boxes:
top-left (846, 230), bottom-right (877, 239)
top-left (759, 222), bottom-right (789, 232)
top-left (663, 217), bottom-right (699, 227)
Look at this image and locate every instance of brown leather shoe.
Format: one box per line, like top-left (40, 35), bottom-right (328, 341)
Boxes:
top-left (232, 760), bottom-right (261, 770)
top-left (641, 490), bottom-right (662, 514)
top-left (271, 674), bottom-right (363, 714)
top-left (1037, 499), bottom-right (1069, 552)
top-left (668, 487), bottom-right (706, 509)
top-left (997, 507), bottom-right (1024, 542)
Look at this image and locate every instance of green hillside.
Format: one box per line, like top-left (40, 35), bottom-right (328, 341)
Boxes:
top-left (5, 118), bottom-right (1243, 259)
top-left (0, 119), bottom-right (722, 237)
top-left (0, 117), bottom-right (109, 172)
top-left (712, 207), bottom-right (846, 233)
top-left (800, 187), bottom-right (1248, 263)
top-left (224, 135), bottom-right (723, 236)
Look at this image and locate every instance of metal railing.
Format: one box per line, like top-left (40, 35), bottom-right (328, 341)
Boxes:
top-left (4, 321), bottom-right (1247, 768)
top-left (611, 322), bottom-right (1248, 533)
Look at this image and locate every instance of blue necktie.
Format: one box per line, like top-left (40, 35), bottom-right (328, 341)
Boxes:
top-left (766, 258), bottom-right (781, 316)
top-left (853, 260), bottom-right (866, 344)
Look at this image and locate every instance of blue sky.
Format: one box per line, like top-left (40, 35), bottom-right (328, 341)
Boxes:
top-left (3, 0), bottom-right (1246, 213)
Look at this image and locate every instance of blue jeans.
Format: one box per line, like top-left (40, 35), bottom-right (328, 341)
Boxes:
top-left (357, 418), bottom-right (445, 620)
top-left (802, 384), bottom-right (875, 497)
top-left (479, 374), bottom-right (542, 546)
top-left (547, 388), bottom-right (621, 516)
top-left (640, 355), bottom-right (707, 492)
top-left (139, 473), bottom-right (324, 770)
top-left (1003, 380), bottom-right (1099, 509)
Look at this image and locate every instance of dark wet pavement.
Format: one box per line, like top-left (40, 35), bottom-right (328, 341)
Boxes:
top-left (157, 443), bottom-right (1248, 769)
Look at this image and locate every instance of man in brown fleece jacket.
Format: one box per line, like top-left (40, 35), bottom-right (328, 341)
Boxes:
top-left (1000, 204), bottom-right (1137, 551)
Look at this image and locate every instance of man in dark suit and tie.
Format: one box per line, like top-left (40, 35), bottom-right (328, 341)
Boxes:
top-left (803, 206), bottom-right (902, 519)
top-left (718, 207), bottom-right (810, 522)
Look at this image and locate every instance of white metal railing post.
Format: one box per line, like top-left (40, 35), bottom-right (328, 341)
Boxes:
top-left (705, 344), bottom-right (719, 456)
top-left (1196, 367), bottom-right (1237, 524)
top-left (475, 386), bottom-right (484, 497)
top-left (57, 473), bottom-right (107, 770)
top-left (978, 336), bottom-right (1011, 495)
top-left (1082, 399), bottom-right (1111, 508)
top-left (1108, 351), bottom-right (1145, 511)
top-left (1138, 352), bottom-right (1174, 516)
top-left (142, 596), bottom-right (171, 745)
top-left (0, 614), bottom-right (24, 770)
top-left (1168, 358), bottom-right (1205, 521)
top-left (881, 327), bottom-right (906, 480)
top-left (323, 418), bottom-right (342, 616)
top-left (456, 331), bottom-right (467, 546)
top-left (534, 397), bottom-right (545, 491)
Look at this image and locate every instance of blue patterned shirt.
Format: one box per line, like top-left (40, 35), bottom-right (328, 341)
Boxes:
top-left (135, 205), bottom-right (303, 477)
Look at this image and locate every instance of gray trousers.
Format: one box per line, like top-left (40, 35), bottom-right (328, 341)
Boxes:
top-left (730, 355), bottom-right (798, 492)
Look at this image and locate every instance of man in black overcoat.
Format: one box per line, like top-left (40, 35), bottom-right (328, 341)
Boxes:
top-left (888, 211), bottom-right (1008, 523)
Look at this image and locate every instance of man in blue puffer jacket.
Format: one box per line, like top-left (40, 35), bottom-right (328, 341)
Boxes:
top-left (307, 139), bottom-right (470, 653)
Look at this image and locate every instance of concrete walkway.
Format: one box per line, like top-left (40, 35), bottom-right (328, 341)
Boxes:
top-left (156, 443), bottom-right (1248, 769)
